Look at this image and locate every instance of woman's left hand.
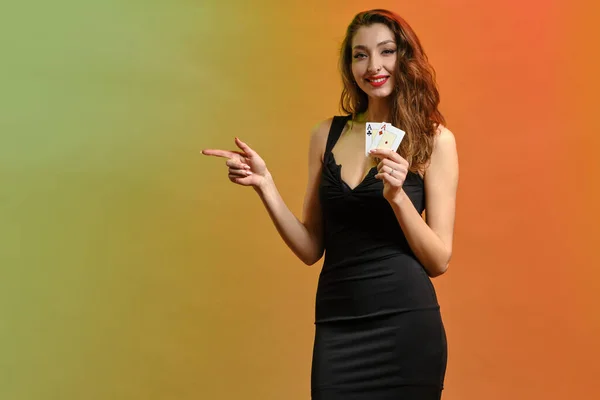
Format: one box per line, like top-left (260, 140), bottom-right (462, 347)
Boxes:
top-left (369, 148), bottom-right (409, 204)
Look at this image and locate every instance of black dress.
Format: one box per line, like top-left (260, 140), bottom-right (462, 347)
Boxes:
top-left (311, 115), bottom-right (447, 399)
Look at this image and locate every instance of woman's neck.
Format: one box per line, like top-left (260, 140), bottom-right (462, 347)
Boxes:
top-left (360, 98), bottom-right (391, 122)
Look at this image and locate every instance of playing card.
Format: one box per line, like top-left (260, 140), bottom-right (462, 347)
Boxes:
top-left (365, 122), bottom-right (381, 156)
top-left (372, 124), bottom-right (405, 152)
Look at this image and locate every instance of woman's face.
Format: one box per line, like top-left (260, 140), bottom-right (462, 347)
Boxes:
top-left (351, 23), bottom-right (398, 100)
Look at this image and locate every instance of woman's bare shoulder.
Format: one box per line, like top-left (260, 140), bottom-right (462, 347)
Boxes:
top-left (311, 117), bottom-right (335, 138)
top-left (433, 124), bottom-right (456, 146)
top-left (309, 117), bottom-right (336, 161)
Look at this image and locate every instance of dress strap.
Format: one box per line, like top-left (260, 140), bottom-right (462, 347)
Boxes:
top-left (324, 115), bottom-right (352, 155)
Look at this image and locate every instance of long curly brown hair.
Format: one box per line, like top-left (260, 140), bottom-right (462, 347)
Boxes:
top-left (339, 9), bottom-right (445, 173)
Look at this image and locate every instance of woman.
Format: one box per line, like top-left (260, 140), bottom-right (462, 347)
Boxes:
top-left (202, 9), bottom-right (458, 400)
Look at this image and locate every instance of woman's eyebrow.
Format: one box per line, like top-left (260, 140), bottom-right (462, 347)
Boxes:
top-left (352, 40), bottom-right (396, 50)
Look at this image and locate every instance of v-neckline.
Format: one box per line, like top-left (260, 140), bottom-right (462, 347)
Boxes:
top-left (329, 152), bottom-right (377, 191)
top-left (326, 116), bottom-right (378, 192)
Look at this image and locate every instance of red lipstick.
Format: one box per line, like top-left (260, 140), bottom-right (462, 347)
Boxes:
top-left (366, 75), bottom-right (390, 87)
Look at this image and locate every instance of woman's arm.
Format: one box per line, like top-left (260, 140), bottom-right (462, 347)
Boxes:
top-left (254, 119), bottom-right (332, 265)
top-left (203, 119), bottom-right (332, 266)
top-left (371, 126), bottom-right (459, 276)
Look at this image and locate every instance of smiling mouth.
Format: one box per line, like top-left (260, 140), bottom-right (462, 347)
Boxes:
top-left (367, 76), bottom-right (388, 83)
top-left (366, 76), bottom-right (390, 87)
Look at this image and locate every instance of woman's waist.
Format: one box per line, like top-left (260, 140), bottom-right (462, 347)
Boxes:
top-left (321, 245), bottom-right (415, 271)
top-left (315, 253), bottom-right (439, 321)
top-left (323, 238), bottom-right (414, 267)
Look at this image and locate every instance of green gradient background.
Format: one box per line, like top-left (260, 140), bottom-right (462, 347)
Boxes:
top-left (1, 1), bottom-right (599, 399)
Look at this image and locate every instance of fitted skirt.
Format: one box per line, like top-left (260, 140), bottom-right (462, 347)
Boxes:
top-left (311, 307), bottom-right (447, 400)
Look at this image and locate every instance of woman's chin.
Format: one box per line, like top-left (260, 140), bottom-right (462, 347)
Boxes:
top-left (365, 89), bottom-right (393, 100)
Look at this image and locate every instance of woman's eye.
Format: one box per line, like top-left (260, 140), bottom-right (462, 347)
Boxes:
top-left (353, 53), bottom-right (366, 59)
top-left (383, 49), bottom-right (397, 55)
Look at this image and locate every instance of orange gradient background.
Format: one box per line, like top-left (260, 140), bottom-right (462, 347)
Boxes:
top-left (1, 1), bottom-right (599, 399)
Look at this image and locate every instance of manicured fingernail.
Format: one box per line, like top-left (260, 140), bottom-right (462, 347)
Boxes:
top-left (244, 165), bottom-right (251, 169)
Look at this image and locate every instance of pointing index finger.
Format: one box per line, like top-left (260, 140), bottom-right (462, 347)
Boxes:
top-left (201, 149), bottom-right (237, 159)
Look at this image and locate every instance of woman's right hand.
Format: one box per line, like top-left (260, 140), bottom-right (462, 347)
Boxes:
top-left (202, 137), bottom-right (272, 190)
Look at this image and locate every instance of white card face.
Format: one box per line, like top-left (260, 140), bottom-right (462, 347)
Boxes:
top-left (365, 122), bottom-right (381, 156)
top-left (372, 124), bottom-right (405, 152)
